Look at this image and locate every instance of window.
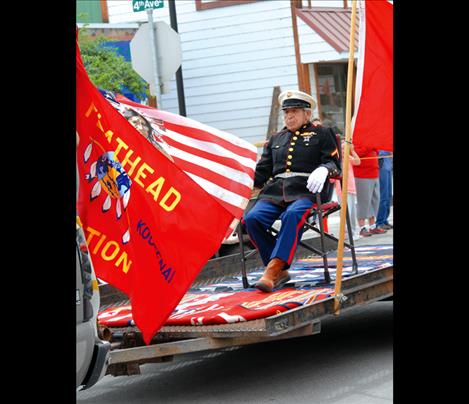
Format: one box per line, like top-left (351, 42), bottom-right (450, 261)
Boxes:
top-left (316, 63), bottom-right (348, 135)
top-left (195, 0), bottom-right (258, 11)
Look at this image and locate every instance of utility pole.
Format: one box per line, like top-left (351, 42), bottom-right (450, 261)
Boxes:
top-left (168, 0), bottom-right (187, 116)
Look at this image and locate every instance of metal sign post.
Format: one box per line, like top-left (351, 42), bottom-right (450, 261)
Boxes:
top-left (131, 0), bottom-right (182, 109)
top-left (132, 1), bottom-right (165, 107)
top-left (146, 9), bottom-right (162, 108)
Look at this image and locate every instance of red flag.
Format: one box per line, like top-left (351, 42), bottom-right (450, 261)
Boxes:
top-left (76, 39), bottom-right (240, 344)
top-left (352, 0), bottom-right (393, 151)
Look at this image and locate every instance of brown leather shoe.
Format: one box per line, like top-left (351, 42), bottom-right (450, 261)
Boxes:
top-left (274, 270), bottom-right (291, 289)
top-left (255, 258), bottom-right (289, 292)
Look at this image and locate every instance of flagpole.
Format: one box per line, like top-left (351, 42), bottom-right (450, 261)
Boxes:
top-left (333, 0), bottom-right (358, 314)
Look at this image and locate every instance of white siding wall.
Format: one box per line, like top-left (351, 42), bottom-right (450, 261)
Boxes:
top-left (107, 0), bottom-right (345, 144)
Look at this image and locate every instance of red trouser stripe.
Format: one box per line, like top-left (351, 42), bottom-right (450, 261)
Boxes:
top-left (287, 207), bottom-right (312, 264)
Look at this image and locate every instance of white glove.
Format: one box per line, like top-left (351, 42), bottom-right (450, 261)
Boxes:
top-left (306, 166), bottom-right (329, 193)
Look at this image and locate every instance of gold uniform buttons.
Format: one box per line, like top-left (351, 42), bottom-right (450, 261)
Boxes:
top-left (287, 161), bottom-right (292, 166)
top-left (293, 136), bottom-right (298, 140)
top-left (289, 148), bottom-right (294, 152)
top-left (286, 169), bottom-right (291, 172)
top-left (287, 155), bottom-right (292, 159)
top-left (295, 131), bottom-right (300, 135)
top-left (291, 142), bottom-right (296, 146)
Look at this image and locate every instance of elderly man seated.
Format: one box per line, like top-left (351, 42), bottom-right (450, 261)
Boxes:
top-left (244, 89), bottom-right (341, 292)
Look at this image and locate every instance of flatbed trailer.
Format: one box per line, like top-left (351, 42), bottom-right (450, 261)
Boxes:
top-left (98, 241), bottom-right (393, 377)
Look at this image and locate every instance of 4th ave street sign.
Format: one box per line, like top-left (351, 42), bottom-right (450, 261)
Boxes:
top-left (132, 0), bottom-right (164, 12)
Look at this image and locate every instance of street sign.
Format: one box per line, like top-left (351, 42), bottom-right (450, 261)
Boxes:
top-left (130, 21), bottom-right (182, 95)
top-left (154, 21), bottom-right (181, 94)
top-left (132, 0), bottom-right (164, 13)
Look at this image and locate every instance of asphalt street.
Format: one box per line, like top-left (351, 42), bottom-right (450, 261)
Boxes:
top-left (77, 301), bottom-right (392, 404)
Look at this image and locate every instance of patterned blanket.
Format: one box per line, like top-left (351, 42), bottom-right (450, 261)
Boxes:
top-left (98, 245), bottom-right (393, 327)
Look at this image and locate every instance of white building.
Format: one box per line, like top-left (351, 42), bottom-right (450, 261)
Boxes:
top-left (80, 0), bottom-right (357, 145)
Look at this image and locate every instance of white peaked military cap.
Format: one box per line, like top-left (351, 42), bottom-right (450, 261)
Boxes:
top-left (278, 89), bottom-right (316, 110)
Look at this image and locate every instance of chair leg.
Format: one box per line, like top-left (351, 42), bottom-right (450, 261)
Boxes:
top-left (345, 208), bottom-right (359, 274)
top-left (237, 222), bottom-right (250, 288)
top-left (315, 193), bottom-right (331, 284)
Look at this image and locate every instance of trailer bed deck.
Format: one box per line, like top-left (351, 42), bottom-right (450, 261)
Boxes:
top-left (99, 244), bottom-right (393, 376)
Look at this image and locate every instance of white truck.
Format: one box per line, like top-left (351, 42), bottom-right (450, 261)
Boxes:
top-left (76, 218), bottom-right (111, 389)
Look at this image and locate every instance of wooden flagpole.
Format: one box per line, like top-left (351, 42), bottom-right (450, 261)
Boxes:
top-left (333, 0), bottom-right (358, 314)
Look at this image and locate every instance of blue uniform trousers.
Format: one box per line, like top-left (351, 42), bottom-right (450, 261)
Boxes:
top-left (376, 168), bottom-right (392, 226)
top-left (243, 198), bottom-right (313, 268)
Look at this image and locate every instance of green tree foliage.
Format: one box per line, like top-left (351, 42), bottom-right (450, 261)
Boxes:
top-left (78, 29), bottom-right (149, 101)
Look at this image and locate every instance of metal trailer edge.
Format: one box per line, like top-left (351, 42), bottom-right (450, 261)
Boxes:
top-left (103, 265), bottom-right (393, 377)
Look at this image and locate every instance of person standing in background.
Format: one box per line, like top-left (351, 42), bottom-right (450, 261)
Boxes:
top-left (376, 150), bottom-right (393, 230)
top-left (353, 145), bottom-right (386, 237)
top-left (312, 117), bottom-right (322, 127)
top-left (334, 141), bottom-right (361, 240)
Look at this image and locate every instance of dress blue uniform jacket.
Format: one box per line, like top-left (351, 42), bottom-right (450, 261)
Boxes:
top-left (254, 122), bottom-right (341, 205)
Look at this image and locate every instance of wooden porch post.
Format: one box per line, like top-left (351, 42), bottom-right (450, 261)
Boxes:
top-left (100, 0), bottom-right (109, 23)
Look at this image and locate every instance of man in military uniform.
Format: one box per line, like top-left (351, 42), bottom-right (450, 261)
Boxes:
top-left (244, 90), bottom-right (341, 292)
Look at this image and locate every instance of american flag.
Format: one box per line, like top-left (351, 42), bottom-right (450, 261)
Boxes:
top-left (107, 93), bottom-right (257, 239)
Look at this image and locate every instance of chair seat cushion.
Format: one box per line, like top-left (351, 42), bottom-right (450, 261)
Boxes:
top-left (311, 201), bottom-right (339, 212)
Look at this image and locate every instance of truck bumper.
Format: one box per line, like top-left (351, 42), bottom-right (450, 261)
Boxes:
top-left (80, 339), bottom-right (111, 390)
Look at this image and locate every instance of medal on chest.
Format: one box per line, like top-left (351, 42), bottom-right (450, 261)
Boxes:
top-left (300, 131), bottom-right (316, 143)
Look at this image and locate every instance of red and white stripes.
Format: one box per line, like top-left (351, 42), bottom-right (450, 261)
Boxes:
top-left (114, 95), bottom-right (257, 237)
